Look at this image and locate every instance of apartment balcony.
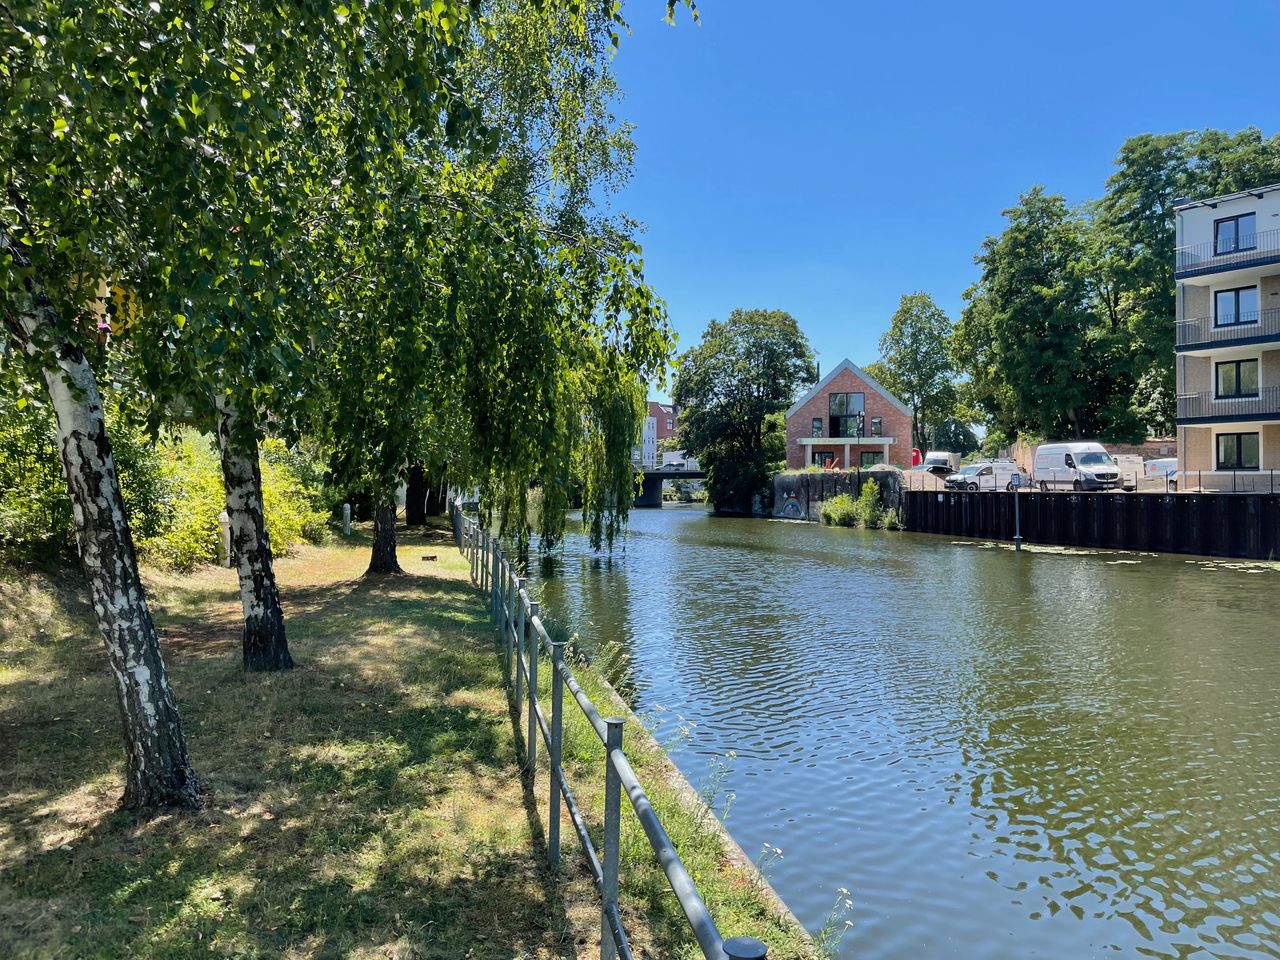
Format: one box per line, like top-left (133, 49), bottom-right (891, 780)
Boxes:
top-left (1176, 386), bottom-right (1280, 424)
top-left (1175, 307), bottom-right (1280, 351)
top-left (1175, 227), bottom-right (1280, 279)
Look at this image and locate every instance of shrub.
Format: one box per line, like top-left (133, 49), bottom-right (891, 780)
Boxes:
top-left (819, 493), bottom-right (857, 527)
top-left (134, 434), bottom-right (225, 571)
top-left (853, 477), bottom-right (884, 529)
top-left (0, 395), bottom-right (74, 557)
top-left (883, 506), bottom-right (904, 530)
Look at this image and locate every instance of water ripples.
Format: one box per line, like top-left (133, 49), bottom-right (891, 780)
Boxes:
top-left (535, 509), bottom-right (1280, 958)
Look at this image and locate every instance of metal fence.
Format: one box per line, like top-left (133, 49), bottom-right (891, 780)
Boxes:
top-left (450, 503), bottom-right (769, 960)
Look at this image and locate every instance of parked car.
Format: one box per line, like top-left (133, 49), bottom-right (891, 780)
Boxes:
top-left (921, 450), bottom-right (960, 476)
top-left (1032, 442), bottom-right (1121, 491)
top-left (944, 460), bottom-right (1029, 491)
top-left (1112, 454), bottom-right (1144, 492)
top-left (1145, 457), bottom-right (1178, 479)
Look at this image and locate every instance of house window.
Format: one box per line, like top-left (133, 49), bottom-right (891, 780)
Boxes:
top-left (1217, 432), bottom-right (1260, 470)
top-left (1215, 286), bottom-right (1260, 327)
top-left (828, 392), bottom-right (865, 438)
top-left (811, 417), bottom-right (823, 437)
top-left (1215, 358), bottom-right (1259, 398)
top-left (860, 451), bottom-right (883, 468)
top-left (1215, 212), bottom-right (1257, 255)
top-left (666, 418), bottom-right (674, 430)
top-left (812, 451), bottom-right (835, 468)
top-left (869, 417), bottom-right (882, 438)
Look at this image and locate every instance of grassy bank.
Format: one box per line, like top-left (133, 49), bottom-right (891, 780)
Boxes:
top-left (0, 525), bottom-right (814, 959)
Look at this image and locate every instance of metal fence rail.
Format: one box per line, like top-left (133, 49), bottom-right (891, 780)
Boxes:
top-left (450, 503), bottom-right (769, 960)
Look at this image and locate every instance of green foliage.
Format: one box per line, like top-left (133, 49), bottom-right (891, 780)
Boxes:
top-left (0, 396), bottom-right (71, 556)
top-left (882, 505), bottom-right (905, 531)
top-left (674, 309), bottom-right (816, 513)
top-left (853, 478), bottom-right (885, 529)
top-left (762, 410), bottom-right (787, 473)
top-left (819, 493), bottom-right (857, 527)
top-left (956, 127), bottom-right (1280, 444)
top-left (932, 418), bottom-right (980, 457)
top-left (867, 293), bottom-right (957, 452)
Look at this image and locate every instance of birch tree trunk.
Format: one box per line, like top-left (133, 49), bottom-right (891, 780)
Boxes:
top-left (7, 279), bottom-right (201, 809)
top-left (214, 394), bottom-right (293, 671)
top-left (367, 503), bottom-right (402, 574)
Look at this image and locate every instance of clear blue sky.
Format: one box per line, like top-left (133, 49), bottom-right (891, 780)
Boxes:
top-left (609, 0), bottom-right (1280, 399)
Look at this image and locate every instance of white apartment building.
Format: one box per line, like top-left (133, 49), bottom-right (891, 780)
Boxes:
top-left (1175, 185), bottom-right (1280, 488)
top-left (630, 415), bottom-right (658, 469)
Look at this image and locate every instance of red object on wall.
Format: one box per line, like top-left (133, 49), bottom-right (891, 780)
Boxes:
top-left (912, 448), bottom-right (922, 466)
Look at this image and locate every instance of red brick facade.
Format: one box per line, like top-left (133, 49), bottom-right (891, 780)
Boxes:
top-left (648, 401), bottom-right (678, 441)
top-left (785, 362), bottom-right (914, 470)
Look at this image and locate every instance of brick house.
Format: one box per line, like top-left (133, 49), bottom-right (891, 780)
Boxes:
top-left (648, 401), bottom-right (678, 440)
top-left (784, 359), bottom-right (914, 470)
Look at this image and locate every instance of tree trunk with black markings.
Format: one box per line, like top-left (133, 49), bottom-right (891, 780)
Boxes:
top-left (215, 394), bottom-right (293, 671)
top-left (5, 253), bottom-right (200, 808)
top-left (367, 503), bottom-right (402, 574)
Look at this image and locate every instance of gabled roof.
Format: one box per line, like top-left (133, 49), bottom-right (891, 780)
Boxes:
top-left (785, 358), bottom-right (912, 419)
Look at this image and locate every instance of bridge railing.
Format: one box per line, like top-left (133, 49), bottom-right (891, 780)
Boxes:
top-left (450, 503), bottom-right (769, 960)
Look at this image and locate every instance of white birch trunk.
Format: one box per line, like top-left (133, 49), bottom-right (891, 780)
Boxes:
top-left (6, 263), bottom-right (200, 808)
top-left (214, 393), bottom-right (292, 671)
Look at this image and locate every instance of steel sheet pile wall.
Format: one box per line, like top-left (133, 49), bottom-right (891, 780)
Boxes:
top-left (903, 491), bottom-right (1280, 560)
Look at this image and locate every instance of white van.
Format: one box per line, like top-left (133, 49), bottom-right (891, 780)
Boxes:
top-left (921, 450), bottom-right (960, 476)
top-left (944, 459), bottom-right (1030, 491)
top-left (1032, 442), bottom-right (1121, 491)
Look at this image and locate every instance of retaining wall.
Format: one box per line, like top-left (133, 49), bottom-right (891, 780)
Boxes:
top-left (903, 490), bottom-right (1280, 560)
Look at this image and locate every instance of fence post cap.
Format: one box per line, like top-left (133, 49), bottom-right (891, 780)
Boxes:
top-left (723, 936), bottom-right (768, 959)
top-left (604, 716), bottom-right (626, 727)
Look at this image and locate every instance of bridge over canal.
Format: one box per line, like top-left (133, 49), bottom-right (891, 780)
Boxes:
top-left (635, 466), bottom-right (707, 507)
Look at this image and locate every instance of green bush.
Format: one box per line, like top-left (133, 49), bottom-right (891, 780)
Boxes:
top-left (0, 380), bottom-right (327, 570)
top-left (853, 477), bottom-right (884, 529)
top-left (819, 493), bottom-right (857, 527)
top-left (883, 506), bottom-right (904, 530)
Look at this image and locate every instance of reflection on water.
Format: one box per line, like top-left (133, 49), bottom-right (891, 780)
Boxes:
top-left (533, 506), bottom-right (1280, 959)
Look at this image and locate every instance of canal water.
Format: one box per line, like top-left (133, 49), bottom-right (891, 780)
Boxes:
top-left (535, 505), bottom-right (1280, 959)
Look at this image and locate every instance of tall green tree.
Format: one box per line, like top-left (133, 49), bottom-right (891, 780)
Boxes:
top-left (673, 309), bottom-right (815, 513)
top-left (955, 188), bottom-right (1098, 440)
top-left (864, 292), bottom-right (956, 453)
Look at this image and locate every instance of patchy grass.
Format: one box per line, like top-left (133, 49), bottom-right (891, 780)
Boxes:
top-left (0, 521), bottom-right (813, 959)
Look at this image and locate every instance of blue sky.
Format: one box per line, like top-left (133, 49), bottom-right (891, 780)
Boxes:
top-left (608, 0), bottom-right (1280, 399)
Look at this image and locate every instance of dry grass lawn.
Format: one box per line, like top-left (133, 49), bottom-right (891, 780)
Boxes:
top-left (0, 522), bottom-right (814, 959)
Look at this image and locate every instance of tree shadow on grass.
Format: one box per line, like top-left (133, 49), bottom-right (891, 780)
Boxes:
top-left (1, 548), bottom-right (582, 959)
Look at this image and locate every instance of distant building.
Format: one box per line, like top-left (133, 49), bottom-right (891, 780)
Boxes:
top-left (1175, 186), bottom-right (1280, 483)
top-left (784, 359), bottom-right (913, 470)
top-left (649, 401), bottom-right (678, 440)
top-left (632, 413), bottom-right (658, 469)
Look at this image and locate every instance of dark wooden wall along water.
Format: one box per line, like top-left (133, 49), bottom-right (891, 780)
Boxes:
top-left (903, 490), bottom-right (1280, 560)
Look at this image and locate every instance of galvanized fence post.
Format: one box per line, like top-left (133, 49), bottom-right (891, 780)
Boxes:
top-left (514, 591), bottom-right (526, 710)
top-left (526, 601), bottom-right (540, 773)
top-left (723, 936), bottom-right (769, 959)
top-left (510, 577), bottom-right (525, 687)
top-left (497, 553), bottom-right (507, 645)
top-left (549, 640), bottom-right (565, 873)
top-left (601, 717), bottom-right (625, 960)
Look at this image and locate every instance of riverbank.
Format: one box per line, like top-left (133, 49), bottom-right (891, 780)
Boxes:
top-left (0, 526), bottom-right (814, 958)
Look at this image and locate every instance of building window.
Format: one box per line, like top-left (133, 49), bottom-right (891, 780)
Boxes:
top-left (1217, 432), bottom-right (1260, 470)
top-left (1214, 212), bottom-right (1257, 255)
top-left (811, 417), bottom-right (823, 437)
top-left (666, 418), bottom-right (674, 430)
top-left (812, 451), bottom-right (835, 468)
top-left (860, 451), bottom-right (884, 468)
top-left (1215, 286), bottom-right (1260, 327)
top-left (869, 417), bottom-right (882, 438)
top-left (828, 392), bottom-right (865, 438)
top-left (1215, 358), bottom-right (1259, 398)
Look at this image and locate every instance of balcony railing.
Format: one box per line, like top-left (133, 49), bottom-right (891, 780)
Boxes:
top-left (1176, 386), bottom-right (1280, 422)
top-left (1176, 227), bottom-right (1280, 278)
top-left (1175, 307), bottom-right (1280, 349)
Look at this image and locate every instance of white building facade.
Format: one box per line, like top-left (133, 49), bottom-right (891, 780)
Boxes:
top-left (631, 415), bottom-right (658, 469)
top-left (1175, 186), bottom-right (1280, 489)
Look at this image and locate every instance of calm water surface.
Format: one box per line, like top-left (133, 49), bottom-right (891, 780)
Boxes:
top-left (534, 506), bottom-right (1280, 959)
